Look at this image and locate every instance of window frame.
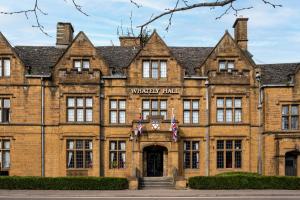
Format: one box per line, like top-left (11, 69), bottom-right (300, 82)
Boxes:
top-left (142, 60), bottom-right (168, 79)
top-left (183, 141), bottom-right (200, 169)
top-left (73, 59), bottom-right (90, 71)
top-left (218, 60), bottom-right (235, 72)
top-left (183, 100), bottom-right (199, 124)
top-left (109, 99), bottom-right (126, 124)
top-left (109, 141), bottom-right (126, 169)
top-left (216, 140), bottom-right (242, 169)
top-left (66, 139), bottom-right (93, 169)
top-left (0, 98), bottom-right (10, 123)
top-left (281, 104), bottom-right (299, 130)
top-left (0, 58), bottom-right (11, 77)
top-left (66, 97), bottom-right (93, 123)
top-left (216, 97), bottom-right (242, 123)
top-left (0, 139), bottom-right (10, 170)
top-left (142, 99), bottom-right (167, 120)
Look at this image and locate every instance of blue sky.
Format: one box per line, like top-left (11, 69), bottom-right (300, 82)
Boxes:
top-left (0, 0), bottom-right (299, 64)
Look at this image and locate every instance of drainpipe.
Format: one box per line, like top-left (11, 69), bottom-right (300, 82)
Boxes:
top-left (99, 77), bottom-right (104, 176)
top-left (41, 77), bottom-right (45, 177)
top-left (256, 72), bottom-right (263, 175)
top-left (205, 80), bottom-right (210, 176)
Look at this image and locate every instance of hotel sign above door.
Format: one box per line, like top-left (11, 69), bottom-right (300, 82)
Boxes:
top-left (130, 88), bottom-right (180, 95)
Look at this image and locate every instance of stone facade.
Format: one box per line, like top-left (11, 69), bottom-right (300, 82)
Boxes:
top-left (0, 18), bottom-right (299, 181)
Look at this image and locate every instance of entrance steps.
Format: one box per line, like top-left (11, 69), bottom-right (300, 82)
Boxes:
top-left (140, 177), bottom-right (174, 189)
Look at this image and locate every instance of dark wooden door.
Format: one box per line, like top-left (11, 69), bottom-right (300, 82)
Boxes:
top-left (147, 150), bottom-right (163, 177)
top-left (285, 156), bottom-right (297, 176)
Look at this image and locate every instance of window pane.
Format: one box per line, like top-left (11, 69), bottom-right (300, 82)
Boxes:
top-left (86, 98), bottom-right (93, 107)
top-left (183, 101), bottom-right (190, 110)
top-left (192, 101), bottom-right (199, 109)
top-left (234, 98), bottom-right (242, 108)
top-left (217, 99), bottom-right (224, 108)
top-left (282, 106), bottom-right (289, 115)
top-left (110, 111), bottom-right (117, 123)
top-left (152, 100), bottom-right (158, 109)
top-left (119, 111), bottom-right (126, 123)
top-left (151, 61), bottom-right (158, 79)
top-left (119, 152), bottom-right (126, 168)
top-left (282, 116), bottom-right (289, 130)
top-left (184, 152), bottom-right (190, 168)
top-left (2, 108), bottom-right (9, 122)
top-left (119, 100), bottom-right (126, 110)
top-left (86, 109), bottom-right (93, 122)
top-left (226, 99), bottom-right (232, 108)
top-left (160, 61), bottom-right (167, 78)
top-left (119, 141), bottom-right (126, 150)
top-left (219, 61), bottom-right (226, 70)
top-left (235, 140), bottom-right (242, 150)
top-left (0, 109), bottom-right (2, 122)
top-left (110, 141), bottom-right (117, 150)
top-left (77, 109), bottom-right (84, 122)
top-left (160, 111), bottom-right (167, 120)
top-left (184, 141), bottom-right (190, 150)
top-left (0, 60), bottom-right (2, 76)
top-left (192, 141), bottom-right (199, 150)
top-left (226, 151), bottom-right (233, 168)
top-left (3, 151), bottom-right (10, 168)
top-left (291, 105), bottom-right (298, 115)
top-left (226, 140), bottom-right (233, 149)
top-left (4, 59), bottom-right (10, 76)
top-left (217, 140), bottom-right (224, 149)
top-left (226, 109), bottom-right (232, 122)
top-left (3, 99), bottom-right (10, 108)
top-left (143, 61), bottom-right (150, 78)
top-left (110, 152), bottom-right (117, 168)
top-left (67, 109), bottom-right (75, 122)
top-left (184, 111), bottom-right (190, 123)
top-left (67, 140), bottom-right (74, 149)
top-left (85, 140), bottom-right (93, 150)
top-left (85, 151), bottom-right (93, 168)
top-left (192, 111), bottom-right (199, 123)
top-left (291, 116), bottom-right (298, 130)
top-left (217, 151), bottom-right (224, 168)
top-left (143, 111), bottom-right (149, 120)
top-left (67, 151), bottom-right (74, 168)
top-left (192, 152), bottom-right (199, 168)
top-left (152, 111), bottom-right (158, 116)
top-left (3, 141), bottom-right (10, 149)
top-left (217, 109), bottom-right (224, 122)
top-left (160, 101), bottom-right (167, 109)
top-left (82, 60), bottom-right (90, 69)
top-left (235, 151), bottom-right (242, 168)
top-left (228, 61), bottom-right (234, 69)
top-left (235, 109), bottom-right (242, 122)
top-left (76, 151), bottom-right (84, 168)
top-left (74, 60), bottom-right (81, 68)
top-left (110, 100), bottom-right (117, 109)
top-left (77, 98), bottom-right (84, 107)
top-left (76, 140), bottom-right (83, 149)
top-left (68, 98), bottom-right (75, 107)
top-left (143, 100), bottom-right (150, 109)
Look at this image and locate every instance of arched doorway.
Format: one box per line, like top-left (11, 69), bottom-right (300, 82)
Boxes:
top-left (143, 145), bottom-right (168, 177)
top-left (285, 151), bottom-right (299, 176)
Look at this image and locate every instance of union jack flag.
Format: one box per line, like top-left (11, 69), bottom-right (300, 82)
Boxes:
top-left (137, 113), bottom-right (143, 136)
top-left (171, 109), bottom-right (178, 142)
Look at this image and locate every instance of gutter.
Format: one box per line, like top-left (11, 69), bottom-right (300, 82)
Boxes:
top-left (261, 84), bottom-right (294, 88)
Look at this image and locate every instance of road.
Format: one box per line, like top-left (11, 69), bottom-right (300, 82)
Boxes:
top-left (0, 190), bottom-right (299, 200)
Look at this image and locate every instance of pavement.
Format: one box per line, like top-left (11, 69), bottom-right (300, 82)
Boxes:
top-left (0, 189), bottom-right (300, 200)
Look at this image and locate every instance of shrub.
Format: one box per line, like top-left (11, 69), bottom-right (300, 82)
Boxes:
top-left (216, 172), bottom-right (260, 177)
top-left (0, 176), bottom-right (128, 190)
top-left (189, 175), bottom-right (300, 190)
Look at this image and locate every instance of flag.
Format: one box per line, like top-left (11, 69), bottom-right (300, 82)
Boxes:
top-left (171, 108), bottom-right (178, 142)
top-left (137, 113), bottom-right (143, 135)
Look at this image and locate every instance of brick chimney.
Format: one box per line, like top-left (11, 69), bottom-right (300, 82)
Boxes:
top-left (56, 22), bottom-right (74, 48)
top-left (233, 17), bottom-right (248, 50)
top-left (119, 36), bottom-right (140, 47)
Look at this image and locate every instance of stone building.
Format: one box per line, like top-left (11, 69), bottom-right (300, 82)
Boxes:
top-left (0, 18), bottom-right (299, 186)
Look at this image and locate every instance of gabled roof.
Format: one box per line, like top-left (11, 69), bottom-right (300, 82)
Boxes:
top-left (259, 63), bottom-right (300, 85)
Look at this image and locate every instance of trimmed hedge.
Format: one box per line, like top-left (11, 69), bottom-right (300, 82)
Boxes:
top-left (0, 176), bottom-right (128, 190)
top-left (216, 172), bottom-right (260, 177)
top-left (189, 174), bottom-right (300, 190)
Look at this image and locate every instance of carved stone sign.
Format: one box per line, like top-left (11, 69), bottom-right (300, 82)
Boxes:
top-left (130, 88), bottom-right (180, 95)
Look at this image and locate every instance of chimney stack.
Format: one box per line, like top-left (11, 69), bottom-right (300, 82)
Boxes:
top-left (56, 22), bottom-right (74, 48)
top-left (119, 36), bottom-right (141, 47)
top-left (233, 17), bottom-right (248, 50)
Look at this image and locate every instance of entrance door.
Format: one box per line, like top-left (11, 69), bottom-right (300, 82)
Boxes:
top-left (285, 152), bottom-right (297, 176)
top-left (145, 146), bottom-right (164, 177)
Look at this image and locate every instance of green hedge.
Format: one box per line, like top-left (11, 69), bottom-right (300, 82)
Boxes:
top-left (189, 175), bottom-right (300, 190)
top-left (0, 176), bottom-right (128, 190)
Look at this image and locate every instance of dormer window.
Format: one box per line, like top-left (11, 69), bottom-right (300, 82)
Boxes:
top-left (143, 60), bottom-right (167, 79)
top-left (0, 58), bottom-right (10, 77)
top-left (73, 59), bottom-right (90, 71)
top-left (219, 60), bottom-right (235, 72)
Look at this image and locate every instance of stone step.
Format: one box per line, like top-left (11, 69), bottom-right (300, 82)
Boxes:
top-left (140, 177), bottom-right (174, 189)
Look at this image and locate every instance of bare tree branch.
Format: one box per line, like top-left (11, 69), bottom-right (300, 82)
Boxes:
top-left (130, 0), bottom-right (142, 8)
top-left (70, 0), bottom-right (89, 16)
top-left (216, 2), bottom-right (253, 20)
top-left (261, 0), bottom-right (282, 8)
